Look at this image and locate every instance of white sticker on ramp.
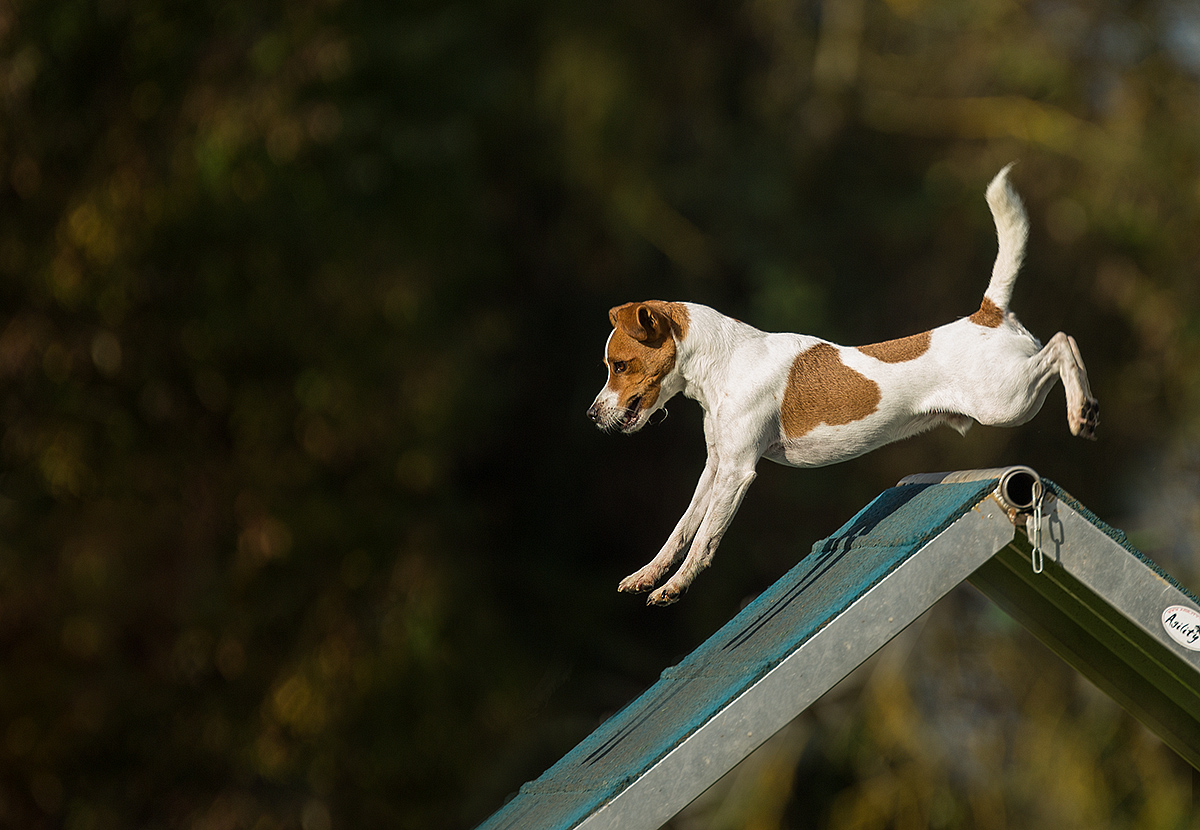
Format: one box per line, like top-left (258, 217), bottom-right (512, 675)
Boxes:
top-left (1162, 605), bottom-right (1200, 651)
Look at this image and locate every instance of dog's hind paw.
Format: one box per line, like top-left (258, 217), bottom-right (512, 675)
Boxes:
top-left (1074, 397), bottom-right (1100, 440)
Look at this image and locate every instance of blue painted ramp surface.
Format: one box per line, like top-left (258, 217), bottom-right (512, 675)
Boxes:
top-left (478, 479), bottom-right (996, 830)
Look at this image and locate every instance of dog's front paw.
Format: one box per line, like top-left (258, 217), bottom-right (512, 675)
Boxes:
top-left (647, 583), bottom-right (684, 606)
top-left (618, 571), bottom-right (660, 594)
top-left (1074, 398), bottom-right (1100, 440)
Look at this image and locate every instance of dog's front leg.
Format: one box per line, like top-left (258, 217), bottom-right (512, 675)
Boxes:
top-left (618, 417), bottom-right (721, 594)
top-left (617, 461), bottom-right (716, 594)
top-left (647, 465), bottom-right (757, 606)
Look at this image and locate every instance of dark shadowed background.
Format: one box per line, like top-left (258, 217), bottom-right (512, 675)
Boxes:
top-left (2, 0), bottom-right (1200, 828)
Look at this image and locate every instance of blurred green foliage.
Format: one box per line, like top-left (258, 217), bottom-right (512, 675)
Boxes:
top-left (1, 0), bottom-right (1200, 827)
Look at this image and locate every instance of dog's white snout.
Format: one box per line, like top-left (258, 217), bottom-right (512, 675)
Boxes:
top-left (587, 387), bottom-right (620, 430)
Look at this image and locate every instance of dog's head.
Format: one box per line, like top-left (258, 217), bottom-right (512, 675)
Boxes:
top-left (587, 301), bottom-right (689, 433)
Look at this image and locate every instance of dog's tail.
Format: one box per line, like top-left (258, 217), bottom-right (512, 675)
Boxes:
top-left (982, 163), bottom-right (1029, 311)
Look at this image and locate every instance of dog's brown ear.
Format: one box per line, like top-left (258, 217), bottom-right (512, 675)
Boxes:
top-left (609, 302), bottom-right (669, 343)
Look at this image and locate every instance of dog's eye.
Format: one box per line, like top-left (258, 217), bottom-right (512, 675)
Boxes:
top-left (612, 360), bottom-right (628, 374)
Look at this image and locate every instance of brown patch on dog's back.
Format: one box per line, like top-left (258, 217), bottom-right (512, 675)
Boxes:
top-left (969, 297), bottom-right (1004, 328)
top-left (781, 343), bottom-right (881, 438)
top-left (858, 330), bottom-right (931, 363)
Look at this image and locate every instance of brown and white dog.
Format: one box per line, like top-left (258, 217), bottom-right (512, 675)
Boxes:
top-left (587, 165), bottom-right (1099, 606)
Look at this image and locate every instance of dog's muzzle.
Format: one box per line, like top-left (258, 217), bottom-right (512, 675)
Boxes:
top-left (588, 395), bottom-right (646, 432)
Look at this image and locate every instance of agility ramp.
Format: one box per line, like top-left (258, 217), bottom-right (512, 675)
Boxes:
top-left (477, 467), bottom-right (1200, 830)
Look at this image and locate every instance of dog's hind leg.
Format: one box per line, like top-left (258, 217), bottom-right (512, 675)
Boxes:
top-left (1033, 331), bottom-right (1100, 438)
top-left (972, 331), bottom-right (1099, 439)
top-left (1063, 333), bottom-right (1100, 439)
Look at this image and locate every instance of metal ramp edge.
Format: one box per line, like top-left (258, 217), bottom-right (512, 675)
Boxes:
top-left (476, 466), bottom-right (1200, 830)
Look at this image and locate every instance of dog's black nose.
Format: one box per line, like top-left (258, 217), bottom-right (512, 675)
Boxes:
top-left (587, 403), bottom-right (601, 423)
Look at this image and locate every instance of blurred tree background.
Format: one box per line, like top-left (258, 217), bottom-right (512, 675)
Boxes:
top-left (1, 0), bottom-right (1200, 827)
